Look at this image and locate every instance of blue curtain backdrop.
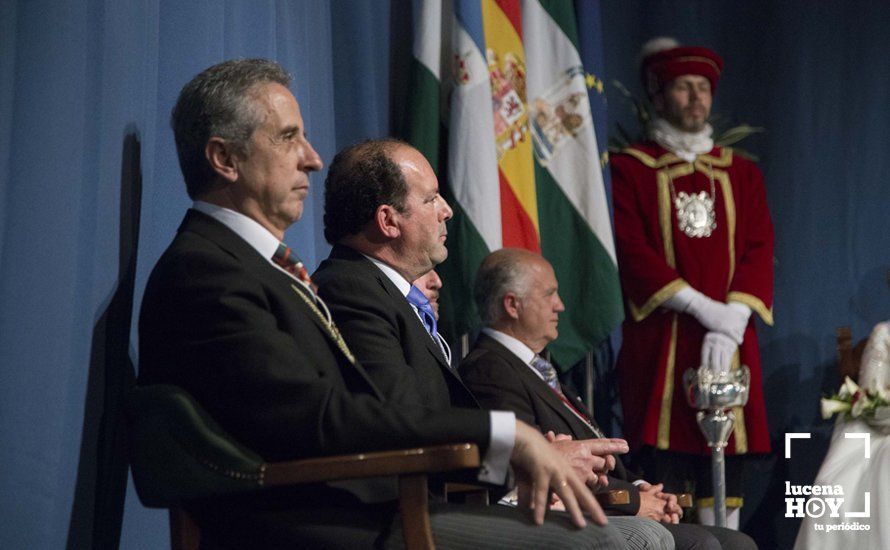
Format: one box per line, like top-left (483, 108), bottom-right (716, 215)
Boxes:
top-left (0, 1), bottom-right (346, 548)
top-left (1, 1), bottom-right (888, 548)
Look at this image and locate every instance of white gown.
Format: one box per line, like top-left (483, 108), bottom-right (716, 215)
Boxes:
top-left (794, 322), bottom-right (890, 549)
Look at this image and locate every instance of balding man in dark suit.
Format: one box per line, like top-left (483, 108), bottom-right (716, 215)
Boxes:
top-left (461, 248), bottom-right (757, 550)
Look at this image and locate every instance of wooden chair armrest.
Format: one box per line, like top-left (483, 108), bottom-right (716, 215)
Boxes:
top-left (262, 443), bottom-right (480, 486)
top-left (596, 489), bottom-right (630, 506)
top-left (263, 443), bottom-right (480, 550)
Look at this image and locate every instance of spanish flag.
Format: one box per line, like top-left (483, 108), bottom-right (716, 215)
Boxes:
top-left (406, 0), bottom-right (622, 368)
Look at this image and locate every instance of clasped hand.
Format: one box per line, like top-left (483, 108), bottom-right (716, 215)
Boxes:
top-left (637, 482), bottom-right (682, 524)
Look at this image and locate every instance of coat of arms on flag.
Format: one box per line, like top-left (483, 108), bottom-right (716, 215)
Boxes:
top-left (405, 0), bottom-right (623, 373)
top-left (488, 49), bottom-right (529, 159)
top-left (530, 66), bottom-right (592, 166)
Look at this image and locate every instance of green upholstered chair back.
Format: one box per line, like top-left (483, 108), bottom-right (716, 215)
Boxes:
top-left (127, 384), bottom-right (265, 507)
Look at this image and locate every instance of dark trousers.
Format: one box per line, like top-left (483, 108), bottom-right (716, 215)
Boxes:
top-left (633, 447), bottom-right (747, 512)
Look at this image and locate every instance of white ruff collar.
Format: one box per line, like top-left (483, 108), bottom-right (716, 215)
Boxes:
top-left (648, 117), bottom-right (714, 163)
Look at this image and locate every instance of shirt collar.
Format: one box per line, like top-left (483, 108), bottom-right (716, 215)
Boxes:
top-left (362, 254), bottom-right (412, 297)
top-left (648, 116), bottom-right (714, 163)
top-left (192, 201), bottom-right (281, 262)
top-left (482, 328), bottom-right (538, 370)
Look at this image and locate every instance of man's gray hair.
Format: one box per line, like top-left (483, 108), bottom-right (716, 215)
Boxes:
top-left (474, 249), bottom-right (534, 326)
top-left (171, 58), bottom-right (291, 199)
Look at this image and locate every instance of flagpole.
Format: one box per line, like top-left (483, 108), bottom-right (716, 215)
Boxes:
top-left (585, 350), bottom-right (595, 413)
top-left (460, 333), bottom-right (470, 360)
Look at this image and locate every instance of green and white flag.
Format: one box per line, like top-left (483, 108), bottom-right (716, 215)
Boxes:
top-left (522, 0), bottom-right (623, 365)
top-left (406, 0), bottom-right (623, 368)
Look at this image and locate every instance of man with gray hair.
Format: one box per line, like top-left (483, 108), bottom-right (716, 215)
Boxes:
top-left (139, 59), bottom-right (623, 549)
top-left (461, 248), bottom-right (757, 550)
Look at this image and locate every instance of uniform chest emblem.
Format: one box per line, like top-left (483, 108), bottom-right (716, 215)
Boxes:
top-left (674, 190), bottom-right (717, 238)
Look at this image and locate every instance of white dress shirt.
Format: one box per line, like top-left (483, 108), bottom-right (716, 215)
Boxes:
top-left (194, 201), bottom-right (281, 263)
top-left (193, 201), bottom-right (305, 283)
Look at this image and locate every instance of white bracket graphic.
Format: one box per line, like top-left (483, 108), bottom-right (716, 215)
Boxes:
top-left (784, 432), bottom-right (811, 459)
top-left (844, 432), bottom-right (871, 458)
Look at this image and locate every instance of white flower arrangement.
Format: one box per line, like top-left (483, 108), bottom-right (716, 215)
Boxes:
top-left (821, 376), bottom-right (890, 423)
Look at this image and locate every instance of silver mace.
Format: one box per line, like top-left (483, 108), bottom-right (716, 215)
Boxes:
top-left (683, 365), bottom-right (750, 527)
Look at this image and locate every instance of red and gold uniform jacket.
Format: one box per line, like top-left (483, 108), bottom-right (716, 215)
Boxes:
top-left (611, 142), bottom-right (774, 455)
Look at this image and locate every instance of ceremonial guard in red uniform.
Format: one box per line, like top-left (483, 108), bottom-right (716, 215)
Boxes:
top-left (611, 38), bottom-right (774, 529)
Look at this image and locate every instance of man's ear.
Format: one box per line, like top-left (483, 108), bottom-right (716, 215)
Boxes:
top-left (375, 204), bottom-right (401, 239)
top-left (503, 292), bottom-right (521, 320)
top-left (205, 137), bottom-right (240, 183)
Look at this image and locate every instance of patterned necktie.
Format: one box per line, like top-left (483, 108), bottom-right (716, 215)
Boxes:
top-left (532, 355), bottom-right (602, 435)
top-left (271, 243), bottom-right (317, 292)
top-left (531, 355), bottom-right (561, 393)
top-left (406, 284), bottom-right (437, 338)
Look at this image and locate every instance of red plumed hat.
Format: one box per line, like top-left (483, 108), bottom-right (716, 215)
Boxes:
top-left (641, 41), bottom-right (724, 97)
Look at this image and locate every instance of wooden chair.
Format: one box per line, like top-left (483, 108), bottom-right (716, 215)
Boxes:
top-left (836, 326), bottom-right (868, 381)
top-left (129, 385), bottom-right (639, 549)
top-left (127, 385), bottom-right (480, 550)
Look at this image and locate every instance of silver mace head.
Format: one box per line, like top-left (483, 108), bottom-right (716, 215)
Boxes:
top-left (684, 366), bottom-right (751, 449)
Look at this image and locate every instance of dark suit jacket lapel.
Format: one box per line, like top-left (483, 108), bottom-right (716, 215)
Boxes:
top-left (475, 333), bottom-right (632, 480)
top-left (182, 210), bottom-right (364, 371)
top-left (560, 384), bottom-right (599, 433)
top-left (328, 245), bottom-right (454, 372)
top-left (476, 334), bottom-right (597, 438)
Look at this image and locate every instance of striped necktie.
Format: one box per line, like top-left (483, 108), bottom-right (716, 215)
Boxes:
top-left (532, 355), bottom-right (605, 437)
top-left (531, 355), bottom-right (561, 392)
top-left (271, 243), bottom-right (316, 292)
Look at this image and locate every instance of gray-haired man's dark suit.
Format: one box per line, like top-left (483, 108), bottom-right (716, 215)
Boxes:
top-left (460, 333), bottom-right (758, 550)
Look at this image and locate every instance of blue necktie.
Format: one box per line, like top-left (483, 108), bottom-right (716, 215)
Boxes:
top-left (406, 285), bottom-right (437, 338)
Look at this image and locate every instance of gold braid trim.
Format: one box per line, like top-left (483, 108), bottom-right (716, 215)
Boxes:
top-left (291, 285), bottom-right (356, 365)
top-left (622, 146), bottom-right (733, 169)
top-left (728, 291), bottom-right (774, 326)
top-left (698, 497), bottom-right (744, 509)
top-left (657, 163), bottom-right (694, 270)
top-left (657, 315), bottom-right (679, 449)
top-left (696, 147), bottom-right (733, 167)
top-left (712, 169), bottom-right (736, 288)
top-left (730, 349), bottom-right (748, 453)
top-left (629, 279), bottom-right (689, 322)
top-left (622, 147), bottom-right (683, 168)
top-left (657, 171), bottom-right (675, 267)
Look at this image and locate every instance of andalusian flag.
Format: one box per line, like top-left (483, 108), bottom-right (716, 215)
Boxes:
top-left (407, 0), bottom-right (623, 368)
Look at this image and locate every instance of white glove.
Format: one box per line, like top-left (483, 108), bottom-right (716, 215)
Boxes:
top-left (666, 287), bottom-right (750, 344)
top-left (726, 301), bottom-right (752, 340)
top-left (700, 332), bottom-right (738, 375)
